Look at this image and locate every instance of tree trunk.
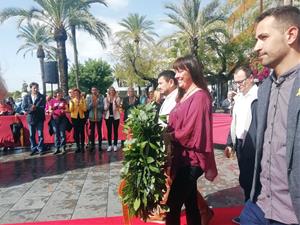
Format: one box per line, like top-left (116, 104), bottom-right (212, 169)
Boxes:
top-left (283, 0), bottom-right (293, 5)
top-left (191, 36), bottom-right (199, 59)
top-left (37, 45), bottom-right (46, 95)
top-left (39, 58), bottom-right (46, 95)
top-left (71, 25), bottom-right (80, 88)
top-left (260, 0), bottom-right (263, 13)
top-left (54, 27), bottom-right (68, 96)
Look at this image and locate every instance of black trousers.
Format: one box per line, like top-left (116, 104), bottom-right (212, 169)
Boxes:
top-left (71, 118), bottom-right (85, 148)
top-left (105, 117), bottom-right (119, 146)
top-left (236, 139), bottom-right (255, 202)
top-left (166, 166), bottom-right (203, 225)
top-left (89, 120), bottom-right (102, 146)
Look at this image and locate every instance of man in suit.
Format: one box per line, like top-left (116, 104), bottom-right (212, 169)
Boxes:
top-left (22, 82), bottom-right (46, 156)
top-left (240, 6), bottom-right (300, 225)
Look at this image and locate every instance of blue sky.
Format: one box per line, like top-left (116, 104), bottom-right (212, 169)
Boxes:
top-left (0, 0), bottom-right (199, 92)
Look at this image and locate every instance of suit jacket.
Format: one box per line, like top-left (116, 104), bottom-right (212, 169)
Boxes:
top-left (250, 73), bottom-right (300, 222)
top-left (22, 93), bottom-right (46, 125)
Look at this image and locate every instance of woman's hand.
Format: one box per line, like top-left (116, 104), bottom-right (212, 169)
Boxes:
top-left (224, 146), bottom-right (235, 158)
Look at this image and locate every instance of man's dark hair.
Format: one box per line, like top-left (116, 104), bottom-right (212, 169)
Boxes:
top-left (256, 6), bottom-right (300, 32)
top-left (29, 82), bottom-right (39, 89)
top-left (90, 86), bottom-right (98, 91)
top-left (234, 65), bottom-right (253, 78)
top-left (158, 70), bottom-right (177, 85)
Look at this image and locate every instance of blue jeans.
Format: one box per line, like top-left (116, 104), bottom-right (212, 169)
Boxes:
top-left (240, 200), bottom-right (299, 225)
top-left (51, 118), bottom-right (66, 148)
top-left (29, 121), bottom-right (44, 152)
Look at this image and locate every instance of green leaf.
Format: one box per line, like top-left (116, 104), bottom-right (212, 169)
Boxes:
top-left (146, 157), bottom-right (155, 164)
top-left (121, 103), bottom-right (167, 219)
top-left (149, 165), bottom-right (160, 173)
top-left (134, 198), bottom-right (141, 211)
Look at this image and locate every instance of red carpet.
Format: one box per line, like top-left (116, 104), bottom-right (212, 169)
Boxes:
top-left (2, 206), bottom-right (242, 225)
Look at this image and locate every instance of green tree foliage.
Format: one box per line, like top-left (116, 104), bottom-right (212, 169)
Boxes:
top-left (16, 22), bottom-right (55, 58)
top-left (0, 0), bottom-right (111, 96)
top-left (16, 22), bottom-right (56, 94)
top-left (114, 13), bottom-right (160, 86)
top-left (68, 58), bottom-right (113, 94)
top-left (113, 42), bottom-right (172, 88)
top-left (12, 91), bottom-right (22, 100)
top-left (164, 0), bottom-right (226, 60)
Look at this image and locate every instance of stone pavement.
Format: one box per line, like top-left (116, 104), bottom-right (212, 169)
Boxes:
top-left (0, 145), bottom-right (243, 224)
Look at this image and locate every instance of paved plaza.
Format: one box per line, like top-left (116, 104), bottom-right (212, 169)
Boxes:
top-left (0, 145), bottom-right (243, 224)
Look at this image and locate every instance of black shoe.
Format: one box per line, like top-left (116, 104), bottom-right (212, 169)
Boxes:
top-left (89, 144), bottom-right (95, 151)
top-left (30, 150), bottom-right (37, 156)
top-left (39, 151), bottom-right (46, 156)
top-left (53, 148), bottom-right (61, 154)
top-left (75, 146), bottom-right (81, 153)
top-left (232, 217), bottom-right (240, 224)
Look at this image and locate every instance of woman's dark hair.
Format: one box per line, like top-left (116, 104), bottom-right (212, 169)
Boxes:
top-left (173, 55), bottom-right (208, 100)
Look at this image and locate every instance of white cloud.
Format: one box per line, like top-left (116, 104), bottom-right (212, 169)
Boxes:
top-left (106, 0), bottom-right (129, 11)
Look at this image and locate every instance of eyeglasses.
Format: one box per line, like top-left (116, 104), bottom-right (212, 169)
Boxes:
top-left (233, 77), bottom-right (248, 85)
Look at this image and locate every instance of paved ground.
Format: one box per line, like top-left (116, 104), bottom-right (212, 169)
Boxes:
top-left (0, 144), bottom-right (243, 224)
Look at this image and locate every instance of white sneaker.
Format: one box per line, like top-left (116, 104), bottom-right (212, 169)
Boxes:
top-left (113, 145), bottom-right (118, 152)
top-left (107, 146), bottom-right (112, 152)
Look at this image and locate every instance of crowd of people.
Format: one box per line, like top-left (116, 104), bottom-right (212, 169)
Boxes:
top-left (0, 5), bottom-right (299, 225)
top-left (0, 79), bottom-right (174, 155)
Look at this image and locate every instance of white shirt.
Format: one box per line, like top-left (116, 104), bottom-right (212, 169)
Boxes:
top-left (159, 88), bottom-right (178, 127)
top-left (31, 94), bottom-right (37, 103)
top-left (232, 85), bottom-right (258, 140)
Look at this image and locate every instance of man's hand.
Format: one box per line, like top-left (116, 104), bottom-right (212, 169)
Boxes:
top-left (31, 105), bottom-right (36, 111)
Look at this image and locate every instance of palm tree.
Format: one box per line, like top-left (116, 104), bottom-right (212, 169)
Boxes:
top-left (117, 13), bottom-right (158, 52)
top-left (16, 22), bottom-right (55, 95)
top-left (68, 0), bottom-right (111, 88)
top-left (116, 13), bottom-right (158, 85)
top-left (0, 0), bottom-right (105, 95)
top-left (165, 0), bottom-right (225, 61)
